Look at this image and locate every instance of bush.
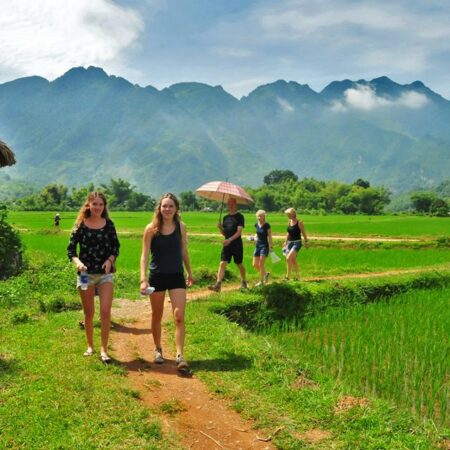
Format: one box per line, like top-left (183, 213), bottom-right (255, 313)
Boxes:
top-left (0, 205), bottom-right (24, 280)
top-left (217, 272), bottom-right (450, 332)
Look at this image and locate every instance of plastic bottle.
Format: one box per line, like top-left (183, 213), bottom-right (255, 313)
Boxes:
top-left (141, 286), bottom-right (155, 296)
top-left (80, 271), bottom-right (89, 290)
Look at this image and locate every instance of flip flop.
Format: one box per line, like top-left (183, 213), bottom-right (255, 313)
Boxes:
top-left (83, 348), bottom-right (94, 357)
top-left (100, 354), bottom-right (112, 364)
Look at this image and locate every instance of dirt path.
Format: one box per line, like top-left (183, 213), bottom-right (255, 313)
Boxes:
top-left (110, 287), bottom-right (274, 450)
top-left (18, 227), bottom-right (425, 242)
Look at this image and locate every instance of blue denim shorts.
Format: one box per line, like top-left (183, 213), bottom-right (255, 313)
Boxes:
top-left (253, 242), bottom-right (270, 257)
top-left (76, 273), bottom-right (114, 289)
top-left (287, 240), bottom-right (302, 253)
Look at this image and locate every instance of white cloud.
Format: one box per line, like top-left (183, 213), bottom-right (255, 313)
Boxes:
top-left (345, 85), bottom-right (391, 110)
top-left (277, 96), bottom-right (295, 112)
top-left (333, 84), bottom-right (429, 111)
top-left (397, 91), bottom-right (429, 109)
top-left (0, 0), bottom-right (144, 81)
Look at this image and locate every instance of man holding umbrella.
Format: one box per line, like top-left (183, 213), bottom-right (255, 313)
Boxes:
top-left (209, 197), bottom-right (247, 292)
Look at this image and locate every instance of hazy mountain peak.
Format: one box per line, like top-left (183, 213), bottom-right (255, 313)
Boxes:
top-left (55, 66), bottom-right (108, 82)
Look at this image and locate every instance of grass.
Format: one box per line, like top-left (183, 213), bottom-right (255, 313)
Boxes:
top-left (8, 210), bottom-right (450, 238)
top-left (182, 284), bottom-right (448, 449)
top-left (277, 287), bottom-right (450, 427)
top-left (0, 311), bottom-right (168, 449)
top-left (19, 232), bottom-right (450, 285)
top-left (1, 210), bottom-right (449, 448)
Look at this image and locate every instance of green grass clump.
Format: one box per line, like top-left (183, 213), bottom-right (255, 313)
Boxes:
top-left (216, 271), bottom-right (450, 331)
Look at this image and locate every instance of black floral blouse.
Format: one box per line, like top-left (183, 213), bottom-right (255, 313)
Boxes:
top-left (67, 219), bottom-right (120, 274)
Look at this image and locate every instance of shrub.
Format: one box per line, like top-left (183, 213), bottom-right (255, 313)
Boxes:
top-left (0, 205), bottom-right (24, 280)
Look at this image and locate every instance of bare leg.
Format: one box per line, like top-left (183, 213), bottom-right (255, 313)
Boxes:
top-left (168, 288), bottom-right (186, 356)
top-left (286, 251), bottom-right (297, 279)
top-left (252, 256), bottom-right (260, 274)
top-left (217, 261), bottom-right (227, 282)
top-left (80, 286), bottom-right (95, 351)
top-left (150, 291), bottom-right (165, 350)
top-left (292, 254), bottom-right (300, 279)
top-left (237, 263), bottom-right (246, 282)
top-left (98, 282), bottom-right (113, 356)
top-left (259, 255), bottom-right (266, 282)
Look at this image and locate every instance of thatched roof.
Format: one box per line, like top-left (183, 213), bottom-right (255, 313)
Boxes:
top-left (0, 140), bottom-right (16, 167)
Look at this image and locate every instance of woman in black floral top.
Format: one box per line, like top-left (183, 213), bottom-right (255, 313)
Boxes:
top-left (67, 192), bottom-right (120, 363)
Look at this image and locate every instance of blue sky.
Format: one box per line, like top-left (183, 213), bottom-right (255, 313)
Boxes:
top-left (1, 0), bottom-right (449, 99)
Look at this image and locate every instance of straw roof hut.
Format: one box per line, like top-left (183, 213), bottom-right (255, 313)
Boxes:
top-left (0, 140), bottom-right (16, 167)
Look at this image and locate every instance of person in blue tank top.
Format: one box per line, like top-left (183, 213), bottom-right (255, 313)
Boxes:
top-left (140, 193), bottom-right (194, 371)
top-left (252, 210), bottom-right (273, 287)
top-left (283, 207), bottom-right (308, 280)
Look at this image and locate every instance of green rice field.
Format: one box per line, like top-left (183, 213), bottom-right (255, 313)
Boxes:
top-left (272, 287), bottom-right (449, 426)
top-left (8, 210), bottom-right (450, 238)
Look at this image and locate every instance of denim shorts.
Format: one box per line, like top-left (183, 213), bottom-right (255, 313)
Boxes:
top-left (76, 273), bottom-right (114, 289)
top-left (253, 242), bottom-right (270, 257)
top-left (287, 240), bottom-right (302, 253)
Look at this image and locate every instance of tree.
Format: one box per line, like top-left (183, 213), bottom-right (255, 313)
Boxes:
top-left (179, 191), bottom-right (199, 211)
top-left (101, 178), bottom-right (134, 207)
top-left (353, 178), bottom-right (370, 189)
top-left (40, 184), bottom-right (68, 207)
top-left (69, 183), bottom-right (95, 208)
top-left (411, 192), bottom-right (436, 213)
top-left (255, 191), bottom-right (278, 211)
top-left (263, 169), bottom-right (298, 185)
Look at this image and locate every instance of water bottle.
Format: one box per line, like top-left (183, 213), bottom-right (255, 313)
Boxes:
top-left (141, 286), bottom-right (155, 296)
top-left (80, 271), bottom-right (88, 290)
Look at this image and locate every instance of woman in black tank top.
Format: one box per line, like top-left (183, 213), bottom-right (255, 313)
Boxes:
top-left (140, 193), bottom-right (194, 371)
top-left (283, 207), bottom-right (308, 280)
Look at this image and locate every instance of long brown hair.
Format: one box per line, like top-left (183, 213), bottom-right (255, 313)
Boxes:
top-left (74, 191), bottom-right (109, 229)
top-left (151, 193), bottom-right (181, 235)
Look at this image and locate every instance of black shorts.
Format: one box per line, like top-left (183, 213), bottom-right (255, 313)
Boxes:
top-left (149, 272), bottom-right (186, 292)
top-left (221, 239), bottom-right (243, 264)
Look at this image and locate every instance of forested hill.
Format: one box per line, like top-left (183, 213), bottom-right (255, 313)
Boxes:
top-left (0, 66), bottom-right (449, 195)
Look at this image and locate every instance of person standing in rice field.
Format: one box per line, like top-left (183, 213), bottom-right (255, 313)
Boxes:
top-left (140, 193), bottom-right (194, 372)
top-left (208, 197), bottom-right (247, 293)
top-left (283, 207), bottom-right (308, 280)
top-left (67, 192), bottom-right (120, 364)
top-left (252, 210), bottom-right (273, 286)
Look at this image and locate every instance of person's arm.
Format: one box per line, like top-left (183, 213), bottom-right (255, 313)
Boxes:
top-left (140, 224), bottom-right (153, 290)
top-left (181, 222), bottom-right (194, 287)
top-left (103, 221), bottom-right (120, 274)
top-left (67, 227), bottom-right (87, 272)
top-left (223, 225), bottom-right (243, 246)
top-left (299, 221), bottom-right (308, 247)
top-left (268, 228), bottom-right (274, 250)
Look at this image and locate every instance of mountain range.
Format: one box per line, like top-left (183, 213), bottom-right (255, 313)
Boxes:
top-left (0, 66), bottom-right (449, 195)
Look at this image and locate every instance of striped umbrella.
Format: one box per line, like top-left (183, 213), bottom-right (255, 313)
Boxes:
top-left (196, 180), bottom-right (254, 220)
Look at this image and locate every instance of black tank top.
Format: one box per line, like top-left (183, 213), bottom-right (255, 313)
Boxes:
top-left (150, 221), bottom-right (183, 274)
top-left (287, 220), bottom-right (301, 241)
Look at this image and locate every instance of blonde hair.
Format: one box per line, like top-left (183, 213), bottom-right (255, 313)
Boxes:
top-left (284, 207), bottom-right (296, 217)
top-left (256, 209), bottom-right (266, 217)
top-left (151, 193), bottom-right (181, 235)
top-left (74, 192), bottom-right (109, 229)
